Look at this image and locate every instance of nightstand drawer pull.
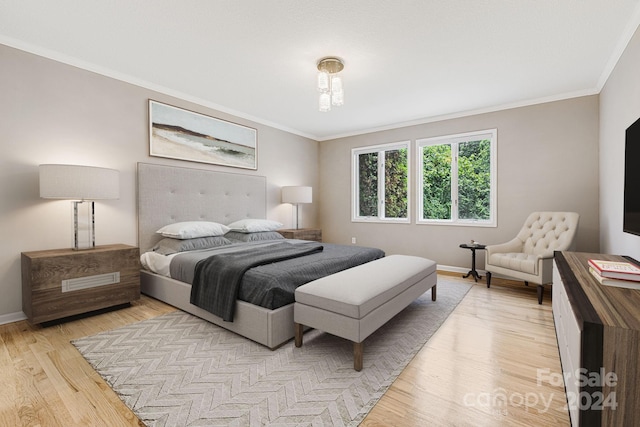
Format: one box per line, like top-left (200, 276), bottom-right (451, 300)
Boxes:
top-left (62, 272), bottom-right (120, 293)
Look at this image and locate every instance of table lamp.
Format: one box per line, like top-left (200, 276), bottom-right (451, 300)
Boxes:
top-left (39, 164), bottom-right (119, 250)
top-left (281, 186), bottom-right (312, 229)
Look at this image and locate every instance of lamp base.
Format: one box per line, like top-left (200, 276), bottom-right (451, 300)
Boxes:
top-left (72, 201), bottom-right (95, 250)
top-left (293, 204), bottom-right (303, 230)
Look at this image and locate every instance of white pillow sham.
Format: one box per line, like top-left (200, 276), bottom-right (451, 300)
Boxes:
top-left (227, 218), bottom-right (283, 233)
top-left (156, 221), bottom-right (230, 239)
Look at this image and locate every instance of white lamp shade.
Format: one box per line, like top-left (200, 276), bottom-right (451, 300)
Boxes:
top-left (39, 164), bottom-right (120, 200)
top-left (281, 186), bottom-right (312, 204)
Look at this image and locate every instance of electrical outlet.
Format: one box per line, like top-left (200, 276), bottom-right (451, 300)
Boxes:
top-left (351, 237), bottom-right (357, 244)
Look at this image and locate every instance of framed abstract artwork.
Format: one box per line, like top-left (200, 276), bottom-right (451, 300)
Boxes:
top-left (149, 100), bottom-right (257, 170)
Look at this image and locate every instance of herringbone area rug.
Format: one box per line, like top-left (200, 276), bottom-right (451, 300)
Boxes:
top-left (72, 281), bottom-right (470, 426)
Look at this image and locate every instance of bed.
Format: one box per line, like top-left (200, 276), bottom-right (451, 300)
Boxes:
top-left (137, 162), bottom-right (384, 349)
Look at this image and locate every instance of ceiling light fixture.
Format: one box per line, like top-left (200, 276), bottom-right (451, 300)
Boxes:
top-left (316, 57), bottom-right (344, 112)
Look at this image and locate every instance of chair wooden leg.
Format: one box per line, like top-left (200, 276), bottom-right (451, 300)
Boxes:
top-left (486, 271), bottom-right (491, 288)
top-left (537, 285), bottom-right (543, 304)
top-left (354, 342), bottom-right (363, 371)
top-left (431, 285), bottom-right (437, 301)
top-left (294, 322), bottom-right (303, 347)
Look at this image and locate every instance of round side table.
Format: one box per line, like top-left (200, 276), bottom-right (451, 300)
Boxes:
top-left (459, 243), bottom-right (486, 282)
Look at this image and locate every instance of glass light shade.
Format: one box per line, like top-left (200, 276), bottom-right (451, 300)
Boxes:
top-left (331, 75), bottom-right (343, 93)
top-left (317, 70), bottom-right (329, 92)
top-left (332, 88), bottom-right (344, 106)
top-left (319, 92), bottom-right (331, 112)
top-left (315, 57), bottom-right (345, 111)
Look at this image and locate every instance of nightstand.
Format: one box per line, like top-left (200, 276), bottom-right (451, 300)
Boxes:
top-left (21, 244), bottom-right (141, 324)
top-left (277, 228), bottom-right (322, 242)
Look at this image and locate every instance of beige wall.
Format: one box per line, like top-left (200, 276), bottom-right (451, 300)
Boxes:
top-left (0, 37), bottom-right (615, 320)
top-left (0, 44), bottom-right (318, 320)
top-left (318, 96), bottom-right (600, 270)
top-left (599, 25), bottom-right (640, 259)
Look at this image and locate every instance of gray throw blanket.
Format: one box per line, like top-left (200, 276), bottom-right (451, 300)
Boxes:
top-left (190, 241), bottom-right (324, 322)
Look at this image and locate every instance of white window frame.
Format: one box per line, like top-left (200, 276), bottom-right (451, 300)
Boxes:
top-left (416, 129), bottom-right (497, 227)
top-left (351, 141), bottom-right (411, 223)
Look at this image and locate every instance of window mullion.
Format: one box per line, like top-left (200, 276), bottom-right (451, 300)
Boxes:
top-left (417, 145), bottom-right (424, 221)
top-left (451, 143), bottom-right (459, 221)
top-left (379, 150), bottom-right (385, 219)
top-left (354, 154), bottom-right (360, 217)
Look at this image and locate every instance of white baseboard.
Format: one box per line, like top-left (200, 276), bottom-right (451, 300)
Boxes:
top-left (0, 311), bottom-right (27, 325)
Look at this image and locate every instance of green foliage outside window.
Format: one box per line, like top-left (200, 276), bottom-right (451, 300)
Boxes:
top-left (422, 144), bottom-right (452, 219)
top-left (458, 140), bottom-right (491, 220)
top-left (355, 134), bottom-right (492, 223)
top-left (384, 148), bottom-right (408, 218)
top-left (421, 139), bottom-right (491, 221)
top-left (357, 147), bottom-right (408, 219)
top-left (358, 152), bottom-right (378, 216)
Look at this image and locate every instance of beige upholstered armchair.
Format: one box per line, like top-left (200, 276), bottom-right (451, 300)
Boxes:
top-left (485, 212), bottom-right (580, 304)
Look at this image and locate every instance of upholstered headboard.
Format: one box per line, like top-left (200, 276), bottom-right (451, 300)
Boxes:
top-left (137, 162), bottom-right (267, 254)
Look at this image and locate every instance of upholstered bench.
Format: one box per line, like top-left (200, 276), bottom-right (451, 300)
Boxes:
top-left (294, 254), bottom-right (437, 371)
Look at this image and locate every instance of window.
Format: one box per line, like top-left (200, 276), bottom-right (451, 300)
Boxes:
top-left (417, 130), bottom-right (496, 226)
top-left (352, 141), bottom-right (410, 222)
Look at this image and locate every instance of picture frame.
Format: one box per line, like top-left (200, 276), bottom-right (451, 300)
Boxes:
top-left (149, 100), bottom-right (257, 170)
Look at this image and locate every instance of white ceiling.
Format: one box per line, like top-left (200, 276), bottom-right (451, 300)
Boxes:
top-left (2, 1), bottom-right (640, 140)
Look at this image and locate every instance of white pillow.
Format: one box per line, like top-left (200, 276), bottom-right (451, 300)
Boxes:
top-left (156, 221), bottom-right (230, 239)
top-left (227, 219), bottom-right (283, 233)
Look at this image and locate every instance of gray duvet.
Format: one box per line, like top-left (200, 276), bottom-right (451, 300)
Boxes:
top-left (170, 240), bottom-right (385, 311)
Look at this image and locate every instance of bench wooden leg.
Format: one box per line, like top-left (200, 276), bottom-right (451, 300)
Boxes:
top-left (294, 322), bottom-right (303, 347)
top-left (354, 342), bottom-right (363, 371)
top-left (431, 284), bottom-right (437, 301)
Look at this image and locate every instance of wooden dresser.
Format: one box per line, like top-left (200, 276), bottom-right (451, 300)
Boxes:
top-left (553, 251), bottom-right (640, 427)
top-left (22, 244), bottom-right (140, 324)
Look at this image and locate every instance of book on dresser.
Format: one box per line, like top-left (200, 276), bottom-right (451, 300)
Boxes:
top-left (587, 258), bottom-right (640, 281)
top-left (589, 266), bottom-right (640, 289)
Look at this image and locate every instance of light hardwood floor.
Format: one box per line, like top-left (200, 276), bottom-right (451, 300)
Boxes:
top-left (0, 274), bottom-right (570, 426)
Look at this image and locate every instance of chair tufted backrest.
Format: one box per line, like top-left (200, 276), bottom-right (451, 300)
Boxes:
top-left (516, 212), bottom-right (580, 255)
